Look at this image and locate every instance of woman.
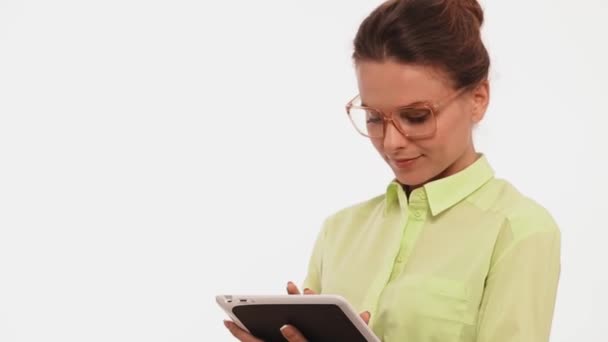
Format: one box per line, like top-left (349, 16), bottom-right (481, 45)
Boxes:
top-left (224, 0), bottom-right (561, 341)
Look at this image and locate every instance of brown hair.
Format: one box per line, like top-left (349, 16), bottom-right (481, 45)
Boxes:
top-left (353, 0), bottom-right (490, 89)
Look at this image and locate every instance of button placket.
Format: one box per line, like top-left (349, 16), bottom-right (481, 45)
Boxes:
top-left (389, 189), bottom-right (428, 279)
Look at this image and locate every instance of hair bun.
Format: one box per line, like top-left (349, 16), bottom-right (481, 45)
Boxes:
top-left (451, 0), bottom-right (484, 27)
top-left (353, 0), bottom-right (490, 89)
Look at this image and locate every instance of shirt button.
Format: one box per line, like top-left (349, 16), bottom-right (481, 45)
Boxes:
top-left (396, 257), bottom-right (403, 263)
top-left (414, 211), bottom-right (421, 218)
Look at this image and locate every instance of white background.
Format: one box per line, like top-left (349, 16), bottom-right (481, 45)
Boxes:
top-left (1, 0), bottom-right (606, 341)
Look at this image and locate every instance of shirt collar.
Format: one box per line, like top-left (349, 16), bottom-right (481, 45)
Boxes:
top-left (385, 154), bottom-right (494, 216)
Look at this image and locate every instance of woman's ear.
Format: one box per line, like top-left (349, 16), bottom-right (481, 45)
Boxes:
top-left (471, 80), bottom-right (490, 123)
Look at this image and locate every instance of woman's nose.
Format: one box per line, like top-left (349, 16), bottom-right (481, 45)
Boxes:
top-left (383, 120), bottom-right (411, 152)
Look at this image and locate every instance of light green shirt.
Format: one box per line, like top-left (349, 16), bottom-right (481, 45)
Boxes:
top-left (302, 155), bottom-right (561, 342)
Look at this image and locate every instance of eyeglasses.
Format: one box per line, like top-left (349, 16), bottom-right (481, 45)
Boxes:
top-left (345, 89), bottom-right (466, 139)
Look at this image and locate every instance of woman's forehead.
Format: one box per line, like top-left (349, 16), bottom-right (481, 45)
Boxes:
top-left (355, 60), bottom-right (452, 108)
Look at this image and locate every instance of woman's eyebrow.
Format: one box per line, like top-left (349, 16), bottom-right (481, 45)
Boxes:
top-left (361, 100), bottom-right (424, 108)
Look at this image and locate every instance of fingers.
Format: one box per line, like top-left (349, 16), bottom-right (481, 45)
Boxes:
top-left (286, 281), bottom-right (317, 295)
top-left (303, 288), bottom-right (316, 295)
top-left (280, 324), bottom-right (309, 342)
top-left (224, 319), bottom-right (310, 342)
top-left (224, 320), bottom-right (263, 342)
top-left (286, 281), bottom-right (301, 295)
top-left (360, 311), bottom-right (371, 325)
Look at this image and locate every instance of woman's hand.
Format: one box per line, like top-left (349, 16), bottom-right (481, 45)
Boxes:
top-left (223, 320), bottom-right (263, 342)
top-left (223, 282), bottom-right (371, 341)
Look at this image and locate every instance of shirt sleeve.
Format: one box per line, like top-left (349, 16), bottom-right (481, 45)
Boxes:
top-left (476, 226), bottom-right (561, 342)
top-left (301, 219), bottom-right (329, 294)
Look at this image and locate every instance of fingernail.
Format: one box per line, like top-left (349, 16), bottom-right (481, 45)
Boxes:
top-left (223, 320), bottom-right (230, 328)
top-left (280, 324), bottom-right (293, 337)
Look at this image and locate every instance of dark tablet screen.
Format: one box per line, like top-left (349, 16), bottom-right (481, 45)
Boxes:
top-left (232, 304), bottom-right (369, 342)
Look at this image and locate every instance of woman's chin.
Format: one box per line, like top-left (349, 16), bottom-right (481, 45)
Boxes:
top-left (392, 167), bottom-right (433, 188)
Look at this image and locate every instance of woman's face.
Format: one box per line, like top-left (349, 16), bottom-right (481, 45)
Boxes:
top-left (355, 60), bottom-right (489, 187)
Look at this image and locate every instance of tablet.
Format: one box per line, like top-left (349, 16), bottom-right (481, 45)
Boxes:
top-left (216, 294), bottom-right (380, 342)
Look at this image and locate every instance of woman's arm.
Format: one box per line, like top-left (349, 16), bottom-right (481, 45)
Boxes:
top-left (476, 227), bottom-right (561, 341)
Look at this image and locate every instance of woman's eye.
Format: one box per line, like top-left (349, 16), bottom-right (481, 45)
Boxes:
top-left (366, 112), bottom-right (383, 124)
top-left (399, 108), bottom-right (431, 124)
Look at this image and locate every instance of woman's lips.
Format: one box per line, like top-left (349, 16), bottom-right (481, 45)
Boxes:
top-left (392, 155), bottom-right (422, 169)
